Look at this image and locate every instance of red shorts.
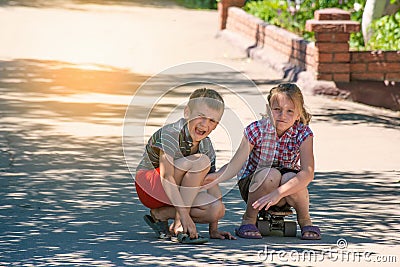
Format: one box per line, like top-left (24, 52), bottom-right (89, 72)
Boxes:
top-left (135, 168), bottom-right (172, 209)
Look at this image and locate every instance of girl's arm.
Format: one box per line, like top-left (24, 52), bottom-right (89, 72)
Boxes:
top-left (159, 151), bottom-right (198, 238)
top-left (252, 135), bottom-right (314, 210)
top-left (202, 135), bottom-right (254, 189)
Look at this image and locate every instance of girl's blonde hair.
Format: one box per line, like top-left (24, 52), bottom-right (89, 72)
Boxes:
top-left (267, 83), bottom-right (312, 125)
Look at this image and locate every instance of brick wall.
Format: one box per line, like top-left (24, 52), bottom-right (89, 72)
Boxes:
top-left (350, 51), bottom-right (400, 82)
top-left (220, 5), bottom-right (400, 84)
top-left (225, 7), bottom-right (316, 74)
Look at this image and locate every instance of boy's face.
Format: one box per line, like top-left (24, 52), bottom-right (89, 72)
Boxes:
top-left (184, 102), bottom-right (223, 143)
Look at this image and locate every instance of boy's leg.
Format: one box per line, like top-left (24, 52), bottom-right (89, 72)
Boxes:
top-left (151, 191), bottom-right (224, 224)
top-left (206, 182), bottom-right (222, 199)
top-left (151, 154), bottom-right (211, 220)
top-left (242, 168), bottom-right (282, 225)
top-left (190, 190), bottom-right (225, 223)
top-left (174, 154), bottom-right (211, 208)
top-left (280, 172), bottom-right (318, 239)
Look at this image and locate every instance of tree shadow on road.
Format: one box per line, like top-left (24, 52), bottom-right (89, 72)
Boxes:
top-left (313, 107), bottom-right (400, 130)
top-left (310, 171), bottom-right (400, 245)
top-left (1, 59), bottom-right (399, 266)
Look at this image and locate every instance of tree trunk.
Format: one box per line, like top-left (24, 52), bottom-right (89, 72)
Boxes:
top-left (362, 0), bottom-right (388, 44)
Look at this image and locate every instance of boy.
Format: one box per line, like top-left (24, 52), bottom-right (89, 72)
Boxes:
top-left (135, 88), bottom-right (235, 243)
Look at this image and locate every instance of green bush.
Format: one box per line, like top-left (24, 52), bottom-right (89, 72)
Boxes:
top-left (244, 0), bottom-right (400, 50)
top-left (367, 11), bottom-right (400, 50)
top-left (175, 0), bottom-right (217, 9)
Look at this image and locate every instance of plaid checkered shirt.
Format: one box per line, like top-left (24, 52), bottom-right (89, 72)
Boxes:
top-left (238, 117), bottom-right (313, 180)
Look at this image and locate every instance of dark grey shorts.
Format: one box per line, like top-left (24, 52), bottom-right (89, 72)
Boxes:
top-left (237, 167), bottom-right (299, 203)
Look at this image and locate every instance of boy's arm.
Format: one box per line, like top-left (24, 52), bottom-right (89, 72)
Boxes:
top-left (252, 136), bottom-right (315, 211)
top-left (203, 135), bottom-right (254, 189)
top-left (159, 151), bottom-right (198, 238)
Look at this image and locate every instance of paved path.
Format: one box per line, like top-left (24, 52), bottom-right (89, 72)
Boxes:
top-left (0, 1), bottom-right (399, 266)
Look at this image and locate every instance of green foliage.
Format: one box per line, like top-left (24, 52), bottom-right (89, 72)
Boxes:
top-left (244, 0), bottom-right (400, 50)
top-left (367, 11), bottom-right (400, 50)
top-left (175, 0), bottom-right (217, 9)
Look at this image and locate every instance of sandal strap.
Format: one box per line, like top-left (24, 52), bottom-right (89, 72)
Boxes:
top-left (301, 225), bottom-right (321, 235)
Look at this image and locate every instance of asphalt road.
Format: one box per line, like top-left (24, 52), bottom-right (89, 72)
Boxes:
top-left (0, 1), bottom-right (399, 266)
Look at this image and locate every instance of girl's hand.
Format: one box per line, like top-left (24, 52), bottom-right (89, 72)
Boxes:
top-left (209, 229), bottom-right (236, 240)
top-left (252, 190), bottom-right (282, 211)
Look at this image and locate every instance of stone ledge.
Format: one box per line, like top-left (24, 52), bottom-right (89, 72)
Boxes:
top-left (306, 19), bottom-right (360, 33)
top-left (315, 8), bottom-right (351, 20)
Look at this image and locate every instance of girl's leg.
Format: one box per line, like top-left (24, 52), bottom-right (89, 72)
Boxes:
top-left (242, 168), bottom-right (282, 226)
top-left (281, 172), bottom-right (318, 239)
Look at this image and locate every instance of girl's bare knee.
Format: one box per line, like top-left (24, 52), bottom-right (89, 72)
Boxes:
top-left (277, 198), bottom-right (287, 207)
top-left (267, 168), bottom-right (282, 184)
top-left (281, 172), bottom-right (297, 185)
top-left (285, 188), bottom-right (309, 207)
top-left (250, 168), bottom-right (281, 192)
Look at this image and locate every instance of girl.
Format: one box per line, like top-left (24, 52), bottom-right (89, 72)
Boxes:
top-left (204, 83), bottom-right (321, 240)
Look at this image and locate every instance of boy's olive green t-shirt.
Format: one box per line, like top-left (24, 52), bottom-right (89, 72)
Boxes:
top-left (136, 118), bottom-right (216, 173)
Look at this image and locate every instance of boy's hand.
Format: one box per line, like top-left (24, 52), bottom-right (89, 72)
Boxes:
top-left (209, 229), bottom-right (236, 240)
top-left (170, 218), bottom-right (183, 235)
top-left (177, 211), bottom-right (198, 239)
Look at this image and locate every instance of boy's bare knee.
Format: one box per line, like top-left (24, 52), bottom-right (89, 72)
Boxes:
top-left (207, 185), bottom-right (222, 199)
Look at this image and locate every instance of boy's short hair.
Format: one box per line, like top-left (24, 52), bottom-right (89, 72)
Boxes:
top-left (187, 88), bottom-right (224, 112)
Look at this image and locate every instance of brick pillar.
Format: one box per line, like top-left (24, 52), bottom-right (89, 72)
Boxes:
top-left (218, 0), bottom-right (246, 30)
top-left (306, 8), bottom-right (360, 82)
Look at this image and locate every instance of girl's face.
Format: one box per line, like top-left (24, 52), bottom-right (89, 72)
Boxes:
top-left (184, 102), bottom-right (222, 144)
top-left (270, 93), bottom-right (300, 137)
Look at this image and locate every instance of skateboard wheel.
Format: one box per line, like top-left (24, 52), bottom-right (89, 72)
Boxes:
top-left (257, 221), bottom-right (271, 236)
top-left (284, 221), bottom-right (297, 237)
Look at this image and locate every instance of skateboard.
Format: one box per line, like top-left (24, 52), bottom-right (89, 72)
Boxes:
top-left (256, 209), bottom-right (297, 237)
